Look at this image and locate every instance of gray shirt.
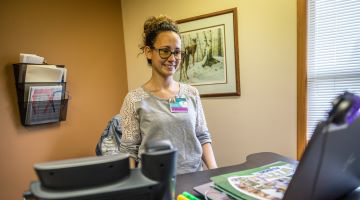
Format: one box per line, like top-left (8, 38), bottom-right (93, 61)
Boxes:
top-left (119, 83), bottom-right (212, 174)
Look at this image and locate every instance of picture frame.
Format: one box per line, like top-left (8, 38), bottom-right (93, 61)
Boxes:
top-left (175, 8), bottom-right (240, 97)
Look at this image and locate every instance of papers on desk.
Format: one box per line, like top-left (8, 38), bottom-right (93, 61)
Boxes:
top-left (206, 161), bottom-right (296, 200)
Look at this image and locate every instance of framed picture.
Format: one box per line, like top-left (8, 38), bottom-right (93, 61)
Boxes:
top-left (175, 8), bottom-right (240, 97)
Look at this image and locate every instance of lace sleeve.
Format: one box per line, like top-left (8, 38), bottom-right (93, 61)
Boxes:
top-left (194, 88), bottom-right (212, 144)
top-left (119, 92), bottom-right (142, 160)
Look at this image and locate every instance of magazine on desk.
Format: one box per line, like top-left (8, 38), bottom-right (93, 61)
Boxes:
top-left (210, 161), bottom-right (296, 200)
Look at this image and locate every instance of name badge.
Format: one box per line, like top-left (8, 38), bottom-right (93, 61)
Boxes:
top-left (169, 97), bottom-right (188, 113)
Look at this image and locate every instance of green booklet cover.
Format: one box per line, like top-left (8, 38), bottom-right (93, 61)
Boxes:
top-left (211, 161), bottom-right (296, 200)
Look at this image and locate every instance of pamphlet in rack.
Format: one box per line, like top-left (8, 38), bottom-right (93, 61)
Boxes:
top-left (26, 85), bottom-right (63, 125)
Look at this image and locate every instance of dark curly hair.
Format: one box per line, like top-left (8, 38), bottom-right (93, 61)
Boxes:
top-left (140, 15), bottom-right (180, 65)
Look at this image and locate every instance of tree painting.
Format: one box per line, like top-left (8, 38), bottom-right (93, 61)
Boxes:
top-left (174, 25), bottom-right (227, 86)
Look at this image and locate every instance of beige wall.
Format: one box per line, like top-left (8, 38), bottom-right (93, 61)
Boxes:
top-left (0, 1), bottom-right (128, 199)
top-left (122, 0), bottom-right (297, 166)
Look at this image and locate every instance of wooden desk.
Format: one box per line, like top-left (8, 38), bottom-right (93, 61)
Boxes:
top-left (175, 152), bottom-right (360, 200)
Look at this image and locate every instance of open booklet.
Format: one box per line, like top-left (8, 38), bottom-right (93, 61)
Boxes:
top-left (210, 161), bottom-right (296, 200)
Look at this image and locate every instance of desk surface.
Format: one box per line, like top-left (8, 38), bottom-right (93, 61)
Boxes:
top-left (175, 152), bottom-right (360, 200)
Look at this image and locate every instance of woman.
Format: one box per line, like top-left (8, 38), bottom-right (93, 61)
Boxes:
top-left (119, 15), bottom-right (217, 174)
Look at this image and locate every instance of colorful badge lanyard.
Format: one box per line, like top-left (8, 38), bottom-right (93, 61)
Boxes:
top-left (169, 95), bottom-right (188, 113)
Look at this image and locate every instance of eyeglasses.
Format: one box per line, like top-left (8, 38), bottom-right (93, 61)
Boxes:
top-left (152, 47), bottom-right (183, 60)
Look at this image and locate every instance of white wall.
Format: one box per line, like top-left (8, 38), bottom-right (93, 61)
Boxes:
top-left (121, 0), bottom-right (297, 167)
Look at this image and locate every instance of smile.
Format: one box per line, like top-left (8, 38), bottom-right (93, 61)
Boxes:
top-left (164, 65), bottom-right (176, 70)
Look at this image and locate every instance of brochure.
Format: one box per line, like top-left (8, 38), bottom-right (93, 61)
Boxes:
top-left (211, 161), bottom-right (296, 200)
top-left (26, 85), bottom-right (63, 125)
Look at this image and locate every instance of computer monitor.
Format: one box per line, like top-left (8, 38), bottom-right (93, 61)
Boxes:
top-left (284, 92), bottom-right (360, 200)
top-left (25, 140), bottom-right (177, 200)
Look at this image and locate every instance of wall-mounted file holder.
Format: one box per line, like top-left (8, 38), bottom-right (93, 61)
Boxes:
top-left (13, 63), bottom-right (69, 126)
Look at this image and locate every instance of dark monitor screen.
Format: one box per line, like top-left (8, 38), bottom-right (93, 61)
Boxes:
top-left (284, 108), bottom-right (360, 199)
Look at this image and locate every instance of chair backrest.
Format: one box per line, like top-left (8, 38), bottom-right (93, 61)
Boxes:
top-left (95, 114), bottom-right (122, 156)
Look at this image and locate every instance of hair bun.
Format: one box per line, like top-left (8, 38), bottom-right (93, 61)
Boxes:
top-left (143, 16), bottom-right (157, 34)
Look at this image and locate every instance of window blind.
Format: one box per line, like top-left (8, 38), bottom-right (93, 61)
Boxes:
top-left (307, 0), bottom-right (360, 140)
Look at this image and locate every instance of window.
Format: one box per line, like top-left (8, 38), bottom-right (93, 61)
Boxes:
top-left (297, 0), bottom-right (360, 159)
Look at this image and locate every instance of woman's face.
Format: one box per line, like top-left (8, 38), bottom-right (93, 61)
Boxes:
top-left (146, 31), bottom-right (181, 78)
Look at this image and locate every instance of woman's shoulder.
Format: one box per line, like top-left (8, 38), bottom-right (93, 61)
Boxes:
top-left (180, 83), bottom-right (199, 97)
top-left (125, 87), bottom-right (149, 102)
